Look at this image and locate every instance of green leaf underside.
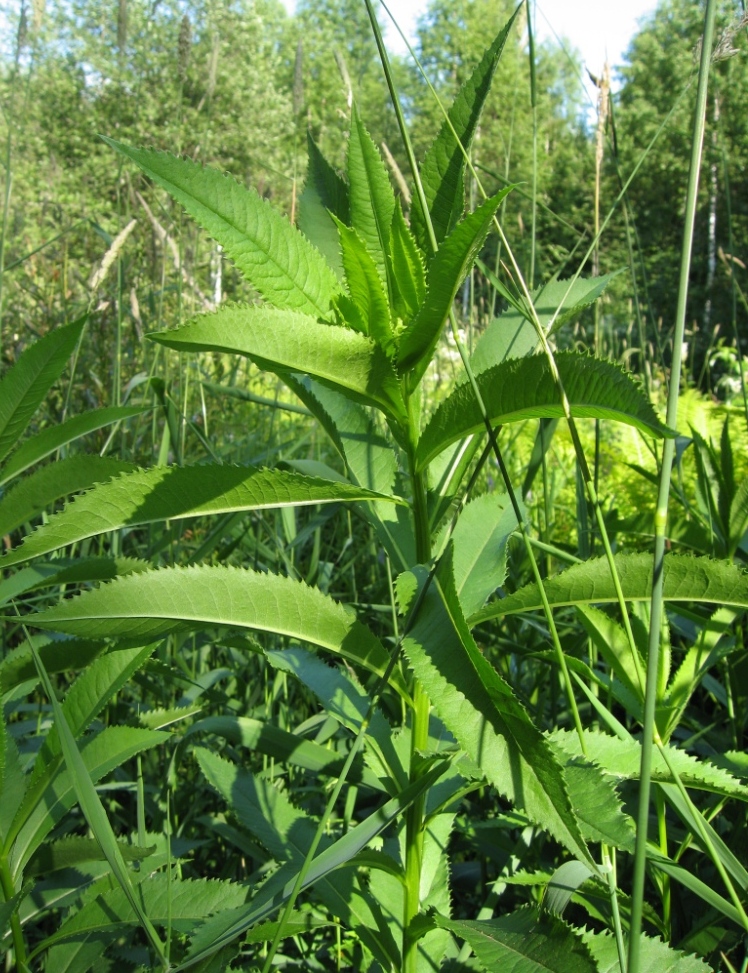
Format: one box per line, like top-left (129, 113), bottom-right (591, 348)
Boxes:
top-left (411, 11), bottom-right (518, 250)
top-left (472, 552), bottom-right (748, 623)
top-left (0, 317), bottom-right (85, 467)
top-left (399, 558), bottom-right (594, 867)
top-left (398, 190), bottom-right (511, 377)
top-left (31, 565), bottom-right (405, 696)
top-left (0, 456), bottom-right (137, 538)
top-left (0, 405), bottom-right (146, 484)
top-left (102, 138), bottom-right (337, 317)
top-left (435, 907), bottom-right (598, 973)
top-left (0, 463), bottom-right (399, 568)
top-left (471, 272), bottom-right (619, 374)
top-left (417, 352), bottom-right (674, 471)
top-left (552, 728), bottom-right (748, 801)
top-left (149, 305), bottom-right (406, 420)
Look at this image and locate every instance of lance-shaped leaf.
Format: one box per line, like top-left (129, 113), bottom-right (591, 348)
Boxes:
top-left (31, 565), bottom-right (406, 696)
top-left (0, 456), bottom-right (136, 538)
top-left (298, 133), bottom-right (349, 281)
top-left (1, 463), bottom-right (401, 568)
top-left (581, 925), bottom-right (713, 973)
top-left (149, 305), bottom-right (406, 421)
top-left (388, 202), bottom-right (426, 324)
top-left (102, 138), bottom-right (338, 317)
top-left (472, 552), bottom-right (748, 623)
top-left (0, 637), bottom-right (106, 698)
top-left (334, 219), bottom-right (395, 354)
top-left (416, 352), bottom-right (674, 471)
top-left (398, 190), bottom-right (511, 380)
top-left (0, 405), bottom-right (146, 485)
top-left (398, 553), bottom-right (595, 868)
top-left (347, 106), bottom-right (396, 291)
top-left (411, 11), bottom-right (518, 251)
top-left (0, 317), bottom-right (85, 466)
top-left (0, 558), bottom-right (147, 606)
top-left (434, 908), bottom-right (598, 973)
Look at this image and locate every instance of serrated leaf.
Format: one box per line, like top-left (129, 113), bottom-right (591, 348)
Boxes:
top-left (388, 202), bottom-right (426, 324)
top-left (472, 553), bottom-right (748, 623)
top-left (149, 305), bottom-right (406, 420)
top-left (0, 406), bottom-right (146, 485)
top-left (399, 553), bottom-right (594, 868)
top-left (0, 558), bottom-right (147, 606)
top-left (298, 132), bottom-right (350, 280)
top-left (334, 219), bottom-right (395, 353)
top-left (103, 139), bottom-right (337, 317)
top-left (0, 317), bottom-right (85, 466)
top-left (435, 907), bottom-right (598, 973)
top-left (1, 462), bottom-right (399, 568)
top-left (471, 272), bottom-right (619, 375)
top-left (554, 751), bottom-right (636, 852)
top-left (411, 12), bottom-right (518, 250)
top-left (398, 190), bottom-right (511, 380)
top-left (728, 477), bottom-right (748, 556)
top-left (31, 565), bottom-right (406, 696)
top-left (0, 456), bottom-right (136, 539)
top-left (0, 718), bottom-right (26, 842)
top-left (581, 924), bottom-right (713, 973)
top-left (0, 636), bottom-right (105, 699)
top-left (552, 728), bottom-right (748, 802)
top-left (26, 836), bottom-right (154, 878)
top-left (451, 492), bottom-right (517, 618)
top-left (347, 106), bottom-right (395, 291)
top-left (417, 353), bottom-right (673, 471)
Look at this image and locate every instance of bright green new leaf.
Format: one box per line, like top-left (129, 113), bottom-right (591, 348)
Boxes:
top-left (347, 105), bottom-right (395, 291)
top-left (149, 305), bottom-right (406, 421)
top-left (398, 189), bottom-right (511, 380)
top-left (298, 133), bottom-right (350, 280)
top-left (334, 219), bottom-right (395, 353)
top-left (451, 492), bottom-right (517, 618)
top-left (388, 202), bottom-right (426, 324)
top-left (435, 907), bottom-right (598, 973)
top-left (0, 456), bottom-right (136, 538)
top-left (102, 138), bottom-right (338, 317)
top-left (1, 462), bottom-right (400, 568)
top-left (31, 565), bottom-right (406, 696)
top-left (417, 353), bottom-right (674, 471)
top-left (0, 405), bottom-right (146, 485)
top-left (0, 317), bottom-right (85, 467)
top-left (472, 552), bottom-right (748, 623)
top-left (410, 10), bottom-right (518, 250)
top-left (581, 924), bottom-right (713, 973)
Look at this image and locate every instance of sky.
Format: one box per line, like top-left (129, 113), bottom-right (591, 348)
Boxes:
top-left (280, 0), bottom-right (661, 103)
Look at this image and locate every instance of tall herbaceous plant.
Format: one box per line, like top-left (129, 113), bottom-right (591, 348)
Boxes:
top-left (2, 2), bottom-right (747, 971)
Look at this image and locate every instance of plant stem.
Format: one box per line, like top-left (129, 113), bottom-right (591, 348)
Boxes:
top-left (628, 2), bottom-right (717, 967)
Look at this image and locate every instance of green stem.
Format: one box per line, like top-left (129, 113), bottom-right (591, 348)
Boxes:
top-left (0, 855), bottom-right (29, 973)
top-left (628, 2), bottom-right (717, 968)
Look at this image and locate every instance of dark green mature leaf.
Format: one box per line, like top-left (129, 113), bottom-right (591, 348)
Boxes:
top-left (347, 106), bottom-right (396, 291)
top-left (150, 305), bottom-right (406, 421)
top-left (398, 190), bottom-right (511, 380)
top-left (435, 907), bottom-right (597, 973)
top-left (581, 925), bottom-right (713, 973)
top-left (471, 272), bottom-right (619, 375)
top-left (1, 463), bottom-right (400, 568)
top-left (0, 637), bottom-right (105, 698)
top-left (398, 554), bottom-right (595, 867)
top-left (26, 836), bottom-right (154, 878)
top-left (103, 139), bottom-right (337, 317)
top-left (0, 406), bottom-right (146, 485)
top-left (0, 718), bottom-right (26, 843)
top-left (31, 565), bottom-right (406, 696)
top-left (298, 133), bottom-right (350, 280)
top-left (472, 553), bottom-right (748, 623)
top-left (417, 353), bottom-right (674, 471)
top-left (411, 11), bottom-right (518, 250)
top-left (0, 558), bottom-right (147, 605)
top-left (0, 317), bottom-right (85, 466)
top-left (335, 219), bottom-right (395, 353)
top-left (0, 456), bottom-right (136, 538)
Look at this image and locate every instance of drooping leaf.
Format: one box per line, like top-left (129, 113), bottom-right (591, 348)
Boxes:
top-left (0, 456), bottom-right (136, 539)
top-left (398, 190), bottom-right (511, 380)
top-left (411, 12), bottom-right (518, 250)
top-left (471, 272), bottom-right (620, 375)
top-left (435, 907), bottom-right (598, 973)
top-left (149, 305), bottom-right (406, 421)
top-left (398, 553), bottom-right (595, 867)
top-left (1, 463), bottom-right (400, 568)
top-left (347, 105), bottom-right (396, 291)
top-left (298, 133), bottom-right (349, 280)
top-left (0, 317), bottom-right (86, 466)
top-left (334, 219), bottom-right (395, 353)
top-left (417, 353), bottom-right (674, 471)
top-left (472, 552), bottom-right (748, 623)
top-left (102, 139), bottom-right (337, 317)
top-left (0, 406), bottom-right (146, 485)
top-left (31, 565), bottom-right (406, 696)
